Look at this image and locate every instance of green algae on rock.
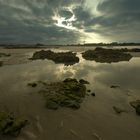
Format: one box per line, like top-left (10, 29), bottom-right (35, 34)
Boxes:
top-left (30, 50), bottom-right (79, 65)
top-left (82, 47), bottom-right (132, 63)
top-left (38, 78), bottom-right (87, 110)
top-left (0, 112), bottom-right (27, 136)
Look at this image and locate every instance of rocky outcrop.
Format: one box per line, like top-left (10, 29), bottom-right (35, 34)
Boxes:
top-left (30, 50), bottom-right (79, 65)
top-left (82, 47), bottom-right (132, 63)
top-left (28, 78), bottom-right (88, 110)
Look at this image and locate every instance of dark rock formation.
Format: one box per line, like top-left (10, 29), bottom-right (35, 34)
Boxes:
top-left (30, 50), bottom-right (79, 65)
top-left (82, 47), bottom-right (132, 63)
top-left (0, 112), bottom-right (27, 136)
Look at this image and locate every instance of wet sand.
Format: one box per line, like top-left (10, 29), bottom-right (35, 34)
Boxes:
top-left (0, 47), bottom-right (140, 140)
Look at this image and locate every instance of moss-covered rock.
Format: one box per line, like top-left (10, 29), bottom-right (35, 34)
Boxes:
top-left (82, 47), bottom-right (132, 63)
top-left (38, 78), bottom-right (87, 110)
top-left (0, 112), bottom-right (27, 136)
top-left (30, 50), bottom-right (79, 65)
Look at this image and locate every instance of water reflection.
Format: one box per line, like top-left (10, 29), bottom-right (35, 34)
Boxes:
top-left (0, 48), bottom-right (140, 140)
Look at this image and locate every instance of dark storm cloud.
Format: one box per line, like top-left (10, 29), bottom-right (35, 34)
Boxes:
top-left (0, 0), bottom-right (140, 44)
top-left (83, 0), bottom-right (140, 42)
top-left (0, 0), bottom-right (84, 44)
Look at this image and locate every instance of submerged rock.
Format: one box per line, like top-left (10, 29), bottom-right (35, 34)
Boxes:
top-left (30, 50), bottom-right (79, 65)
top-left (38, 78), bottom-right (87, 110)
top-left (82, 47), bottom-right (132, 63)
top-left (0, 112), bottom-right (27, 136)
top-left (130, 100), bottom-right (140, 116)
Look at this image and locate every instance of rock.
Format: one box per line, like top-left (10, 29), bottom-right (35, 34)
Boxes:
top-left (63, 78), bottom-right (78, 83)
top-left (46, 100), bottom-right (59, 110)
top-left (79, 79), bottom-right (90, 84)
top-left (87, 90), bottom-right (91, 92)
top-left (37, 78), bottom-right (87, 110)
top-left (130, 100), bottom-right (140, 116)
top-left (0, 112), bottom-right (27, 136)
top-left (82, 47), bottom-right (132, 63)
top-left (136, 105), bottom-right (140, 115)
top-left (27, 83), bottom-right (37, 87)
top-left (0, 53), bottom-right (11, 57)
top-left (30, 50), bottom-right (79, 65)
top-left (113, 106), bottom-right (126, 114)
top-left (0, 61), bottom-right (3, 67)
top-left (110, 85), bottom-right (120, 88)
top-left (91, 92), bottom-right (95, 97)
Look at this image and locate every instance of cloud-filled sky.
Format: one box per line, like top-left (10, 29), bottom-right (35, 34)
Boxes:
top-left (0, 0), bottom-right (140, 44)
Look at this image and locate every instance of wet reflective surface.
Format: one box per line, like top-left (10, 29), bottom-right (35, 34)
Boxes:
top-left (0, 47), bottom-right (140, 140)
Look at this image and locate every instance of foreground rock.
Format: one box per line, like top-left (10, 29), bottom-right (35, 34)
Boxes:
top-left (82, 47), bottom-right (132, 63)
top-left (30, 50), bottom-right (79, 65)
top-left (29, 78), bottom-right (87, 110)
top-left (130, 100), bottom-right (140, 116)
top-left (0, 112), bottom-right (27, 136)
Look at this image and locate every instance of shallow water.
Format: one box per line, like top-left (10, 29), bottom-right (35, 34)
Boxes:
top-left (0, 47), bottom-right (140, 140)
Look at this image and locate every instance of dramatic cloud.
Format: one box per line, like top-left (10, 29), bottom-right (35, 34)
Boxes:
top-left (0, 0), bottom-right (140, 44)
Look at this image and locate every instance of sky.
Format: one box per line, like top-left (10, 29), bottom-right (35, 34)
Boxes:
top-left (0, 0), bottom-right (140, 45)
